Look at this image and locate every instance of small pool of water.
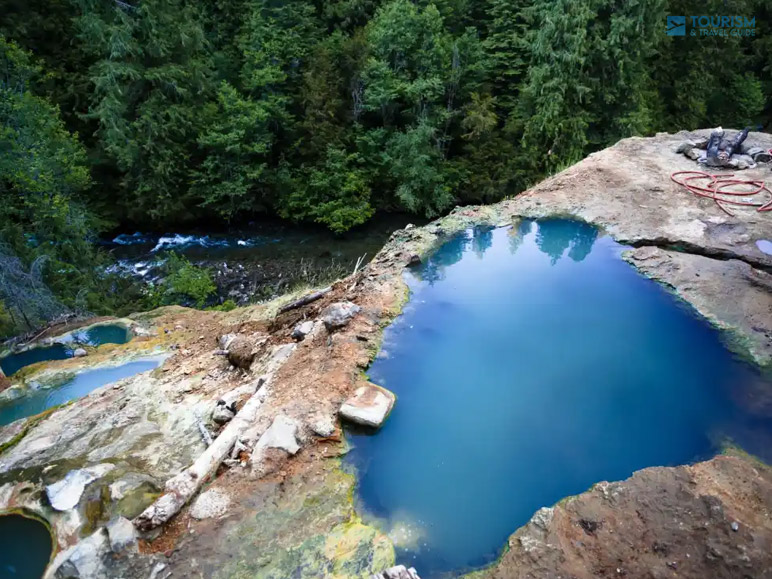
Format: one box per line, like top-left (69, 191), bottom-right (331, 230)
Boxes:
top-left (346, 220), bottom-right (772, 577)
top-left (0, 514), bottom-right (52, 578)
top-left (0, 324), bottom-right (131, 376)
top-left (0, 359), bottom-right (162, 427)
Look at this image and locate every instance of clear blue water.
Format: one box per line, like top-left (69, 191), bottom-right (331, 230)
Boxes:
top-left (0, 359), bottom-right (161, 427)
top-left (345, 220), bottom-right (772, 577)
top-left (0, 514), bottom-right (51, 578)
top-left (0, 324), bottom-right (131, 376)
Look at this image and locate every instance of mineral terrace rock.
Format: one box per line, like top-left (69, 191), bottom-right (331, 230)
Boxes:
top-left (73, 348), bottom-right (88, 358)
top-left (227, 336), bottom-right (255, 370)
top-left (46, 464), bottom-right (115, 511)
top-left (190, 488), bottom-right (230, 520)
top-left (54, 528), bottom-right (109, 579)
top-left (371, 565), bottom-right (422, 579)
top-left (339, 384), bottom-right (395, 428)
top-left (322, 302), bottom-right (361, 331)
top-left (291, 320), bottom-right (315, 341)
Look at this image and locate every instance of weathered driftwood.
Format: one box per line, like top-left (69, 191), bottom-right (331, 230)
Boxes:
top-left (278, 287), bottom-right (331, 314)
top-left (133, 377), bottom-right (267, 531)
top-left (370, 565), bottom-right (421, 579)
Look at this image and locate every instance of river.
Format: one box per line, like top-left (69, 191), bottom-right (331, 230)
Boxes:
top-left (102, 214), bottom-right (417, 304)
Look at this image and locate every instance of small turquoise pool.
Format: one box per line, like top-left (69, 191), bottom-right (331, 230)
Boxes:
top-left (0, 514), bottom-right (52, 578)
top-left (345, 220), bottom-right (772, 577)
top-left (0, 324), bottom-right (131, 376)
top-left (0, 359), bottom-right (161, 427)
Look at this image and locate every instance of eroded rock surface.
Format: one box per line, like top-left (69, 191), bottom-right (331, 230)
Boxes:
top-left (465, 455), bottom-right (772, 579)
top-left (625, 246), bottom-right (772, 366)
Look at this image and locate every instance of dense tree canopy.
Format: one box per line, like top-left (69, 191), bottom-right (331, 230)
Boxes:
top-left (0, 0), bottom-right (770, 333)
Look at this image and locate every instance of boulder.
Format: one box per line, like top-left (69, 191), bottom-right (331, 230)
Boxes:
top-left (227, 336), bottom-right (255, 370)
top-left (746, 147), bottom-right (772, 163)
top-left (291, 320), bottom-right (315, 341)
top-left (46, 464), bottom-right (115, 511)
top-left (685, 147), bottom-right (701, 160)
top-left (106, 516), bottom-right (137, 553)
top-left (218, 333), bottom-right (237, 351)
top-left (310, 414), bottom-right (336, 438)
top-left (729, 154), bottom-right (756, 170)
top-left (322, 302), bottom-right (361, 331)
top-left (212, 401), bottom-right (236, 425)
top-left (190, 488), bottom-right (231, 520)
top-left (339, 384), bottom-right (395, 429)
top-left (73, 348), bottom-right (88, 358)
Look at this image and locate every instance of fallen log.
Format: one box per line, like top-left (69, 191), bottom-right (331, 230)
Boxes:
top-left (278, 286), bottom-right (331, 314)
top-left (133, 377), bottom-right (267, 531)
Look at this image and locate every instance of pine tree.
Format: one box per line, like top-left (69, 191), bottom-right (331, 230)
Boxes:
top-left (515, 0), bottom-right (664, 173)
top-left (483, 0), bottom-right (531, 114)
top-left (75, 0), bottom-right (214, 223)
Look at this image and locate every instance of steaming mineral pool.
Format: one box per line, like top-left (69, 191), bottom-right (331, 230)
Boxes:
top-left (0, 514), bottom-right (52, 577)
top-left (345, 219), bottom-right (772, 577)
top-left (0, 324), bottom-right (131, 376)
top-left (0, 358), bottom-right (162, 427)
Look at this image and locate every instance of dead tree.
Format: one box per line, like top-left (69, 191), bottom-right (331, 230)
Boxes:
top-left (0, 244), bottom-right (70, 332)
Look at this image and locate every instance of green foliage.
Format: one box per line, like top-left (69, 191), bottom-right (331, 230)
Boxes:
top-left (0, 0), bottom-right (770, 339)
top-left (280, 147), bottom-right (374, 233)
top-left (0, 37), bottom-right (109, 333)
top-left (514, 0), bottom-right (666, 172)
top-left (193, 81), bottom-right (272, 221)
top-left (207, 299), bottom-right (238, 312)
top-left (0, 300), bottom-right (16, 339)
top-left (75, 0), bottom-right (214, 223)
top-left (158, 253), bottom-right (216, 308)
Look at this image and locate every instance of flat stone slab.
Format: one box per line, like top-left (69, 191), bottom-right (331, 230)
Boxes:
top-left (254, 414), bottom-right (300, 455)
top-left (339, 384), bottom-right (395, 428)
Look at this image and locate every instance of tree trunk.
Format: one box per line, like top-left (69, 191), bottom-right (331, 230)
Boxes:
top-left (133, 377), bottom-right (267, 531)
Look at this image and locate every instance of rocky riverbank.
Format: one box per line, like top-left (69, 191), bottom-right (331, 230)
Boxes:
top-left (0, 130), bottom-right (770, 578)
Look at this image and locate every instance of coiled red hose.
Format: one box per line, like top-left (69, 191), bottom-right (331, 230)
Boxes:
top-left (670, 171), bottom-right (772, 216)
